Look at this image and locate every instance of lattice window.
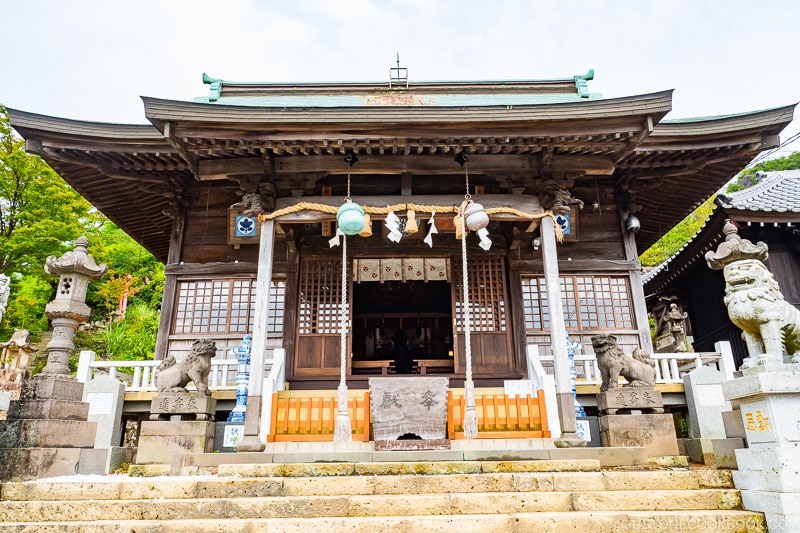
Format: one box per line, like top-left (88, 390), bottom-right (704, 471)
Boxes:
top-left (521, 275), bottom-right (633, 331)
top-left (173, 278), bottom-right (285, 336)
top-left (298, 260), bottom-right (345, 334)
top-left (453, 257), bottom-right (507, 333)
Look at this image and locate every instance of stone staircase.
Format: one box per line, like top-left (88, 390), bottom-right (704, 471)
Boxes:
top-left (0, 458), bottom-right (766, 532)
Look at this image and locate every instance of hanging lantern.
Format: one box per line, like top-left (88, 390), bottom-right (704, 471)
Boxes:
top-left (464, 201), bottom-right (490, 231)
top-left (336, 200), bottom-right (366, 235)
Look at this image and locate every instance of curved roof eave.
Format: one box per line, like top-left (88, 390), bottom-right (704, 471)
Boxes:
top-left (141, 90), bottom-right (674, 131)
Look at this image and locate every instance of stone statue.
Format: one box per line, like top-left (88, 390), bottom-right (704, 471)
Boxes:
top-left (0, 274), bottom-right (9, 325)
top-left (0, 329), bottom-right (38, 374)
top-left (591, 334), bottom-right (656, 391)
top-left (667, 303), bottom-right (690, 352)
top-left (155, 339), bottom-right (217, 396)
top-left (706, 220), bottom-right (800, 365)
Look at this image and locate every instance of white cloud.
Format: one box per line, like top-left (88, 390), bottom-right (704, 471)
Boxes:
top-left (2, 0), bottom-right (798, 153)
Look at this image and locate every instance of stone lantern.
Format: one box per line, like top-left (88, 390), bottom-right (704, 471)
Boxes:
top-left (0, 237), bottom-right (107, 480)
top-left (42, 236), bottom-right (107, 376)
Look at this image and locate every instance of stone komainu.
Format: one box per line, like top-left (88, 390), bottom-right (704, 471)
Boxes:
top-left (155, 338), bottom-right (217, 396)
top-left (591, 334), bottom-right (656, 392)
top-left (721, 259), bottom-right (800, 362)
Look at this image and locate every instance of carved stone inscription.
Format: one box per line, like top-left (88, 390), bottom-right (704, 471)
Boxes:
top-left (369, 377), bottom-right (448, 440)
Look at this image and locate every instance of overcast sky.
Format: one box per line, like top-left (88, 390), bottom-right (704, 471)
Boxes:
top-left (3, 0), bottom-right (800, 160)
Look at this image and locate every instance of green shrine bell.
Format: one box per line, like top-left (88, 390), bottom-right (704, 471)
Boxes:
top-left (337, 200), bottom-right (366, 235)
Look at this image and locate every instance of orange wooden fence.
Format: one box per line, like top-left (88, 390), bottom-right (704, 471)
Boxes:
top-left (447, 391), bottom-right (550, 439)
top-left (267, 392), bottom-right (371, 442)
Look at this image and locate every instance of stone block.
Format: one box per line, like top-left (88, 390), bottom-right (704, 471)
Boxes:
top-left (734, 470), bottom-right (800, 492)
top-left (0, 390), bottom-right (11, 411)
top-left (712, 438), bottom-right (745, 469)
top-left (374, 439), bottom-right (450, 451)
top-left (722, 368), bottom-right (800, 401)
top-left (7, 399), bottom-right (90, 420)
top-left (0, 419), bottom-right (97, 448)
top-left (372, 449), bottom-right (464, 463)
top-left (740, 490), bottom-right (800, 515)
top-left (599, 414), bottom-right (679, 456)
top-left (548, 446), bottom-right (649, 467)
top-left (722, 409), bottom-right (746, 438)
top-left (596, 389), bottom-right (663, 414)
top-left (734, 446), bottom-right (800, 472)
top-left (77, 447), bottom-right (108, 475)
top-left (84, 374), bottom-right (126, 448)
top-left (0, 447), bottom-right (82, 481)
top-left (150, 392), bottom-right (217, 421)
top-left (369, 376), bottom-right (448, 440)
top-left (683, 366), bottom-right (729, 439)
top-left (737, 394), bottom-right (800, 447)
top-left (648, 455), bottom-right (689, 468)
top-left (20, 375), bottom-right (84, 401)
top-left (136, 420), bottom-right (215, 464)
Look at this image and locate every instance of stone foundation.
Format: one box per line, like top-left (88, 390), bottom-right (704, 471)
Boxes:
top-left (0, 374), bottom-right (99, 481)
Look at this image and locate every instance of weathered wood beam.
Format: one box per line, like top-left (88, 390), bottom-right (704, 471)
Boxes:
top-left (197, 156), bottom-right (266, 180)
top-left (274, 154), bottom-right (541, 175)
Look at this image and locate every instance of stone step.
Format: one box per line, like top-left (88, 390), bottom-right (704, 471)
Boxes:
top-left (0, 488), bottom-right (744, 522)
top-left (0, 511), bottom-right (768, 533)
top-left (0, 470), bottom-right (737, 501)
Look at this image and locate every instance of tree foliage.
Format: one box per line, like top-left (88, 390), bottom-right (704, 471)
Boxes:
top-left (727, 151), bottom-right (800, 193)
top-left (639, 197), bottom-right (717, 267)
top-left (0, 106), bottom-right (164, 365)
top-left (0, 106), bottom-right (98, 278)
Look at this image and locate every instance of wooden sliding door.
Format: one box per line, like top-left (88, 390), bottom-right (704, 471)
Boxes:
top-left (452, 257), bottom-right (515, 377)
top-left (294, 259), bottom-right (346, 378)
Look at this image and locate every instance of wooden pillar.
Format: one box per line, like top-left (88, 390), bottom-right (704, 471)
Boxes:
top-left (237, 218), bottom-right (275, 452)
top-left (154, 203), bottom-right (186, 360)
top-left (541, 216), bottom-right (585, 447)
top-left (621, 210), bottom-right (654, 353)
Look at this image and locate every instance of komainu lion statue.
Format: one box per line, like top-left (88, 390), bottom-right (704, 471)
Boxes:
top-left (591, 334), bottom-right (656, 392)
top-left (721, 259), bottom-right (800, 363)
top-left (155, 339), bottom-right (217, 395)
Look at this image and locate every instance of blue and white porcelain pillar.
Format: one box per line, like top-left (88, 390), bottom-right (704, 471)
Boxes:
top-left (227, 335), bottom-right (252, 423)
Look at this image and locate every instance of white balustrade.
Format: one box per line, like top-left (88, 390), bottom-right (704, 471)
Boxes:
top-left (532, 342), bottom-right (733, 386)
top-left (76, 349), bottom-right (283, 392)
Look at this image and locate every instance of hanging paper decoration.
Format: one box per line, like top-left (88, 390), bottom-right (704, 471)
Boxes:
top-left (423, 213), bottom-right (438, 247)
top-left (385, 211), bottom-right (403, 242)
top-left (336, 200), bottom-right (366, 235)
top-left (477, 227), bottom-right (492, 251)
top-left (328, 227), bottom-right (344, 248)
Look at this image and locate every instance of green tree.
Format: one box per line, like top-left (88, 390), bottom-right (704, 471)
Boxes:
top-left (727, 151), bottom-right (800, 193)
top-left (0, 106), bottom-right (97, 278)
top-left (0, 106), bottom-right (164, 359)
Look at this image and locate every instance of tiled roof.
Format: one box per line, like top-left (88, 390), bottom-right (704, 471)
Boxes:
top-left (717, 170), bottom-right (800, 213)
